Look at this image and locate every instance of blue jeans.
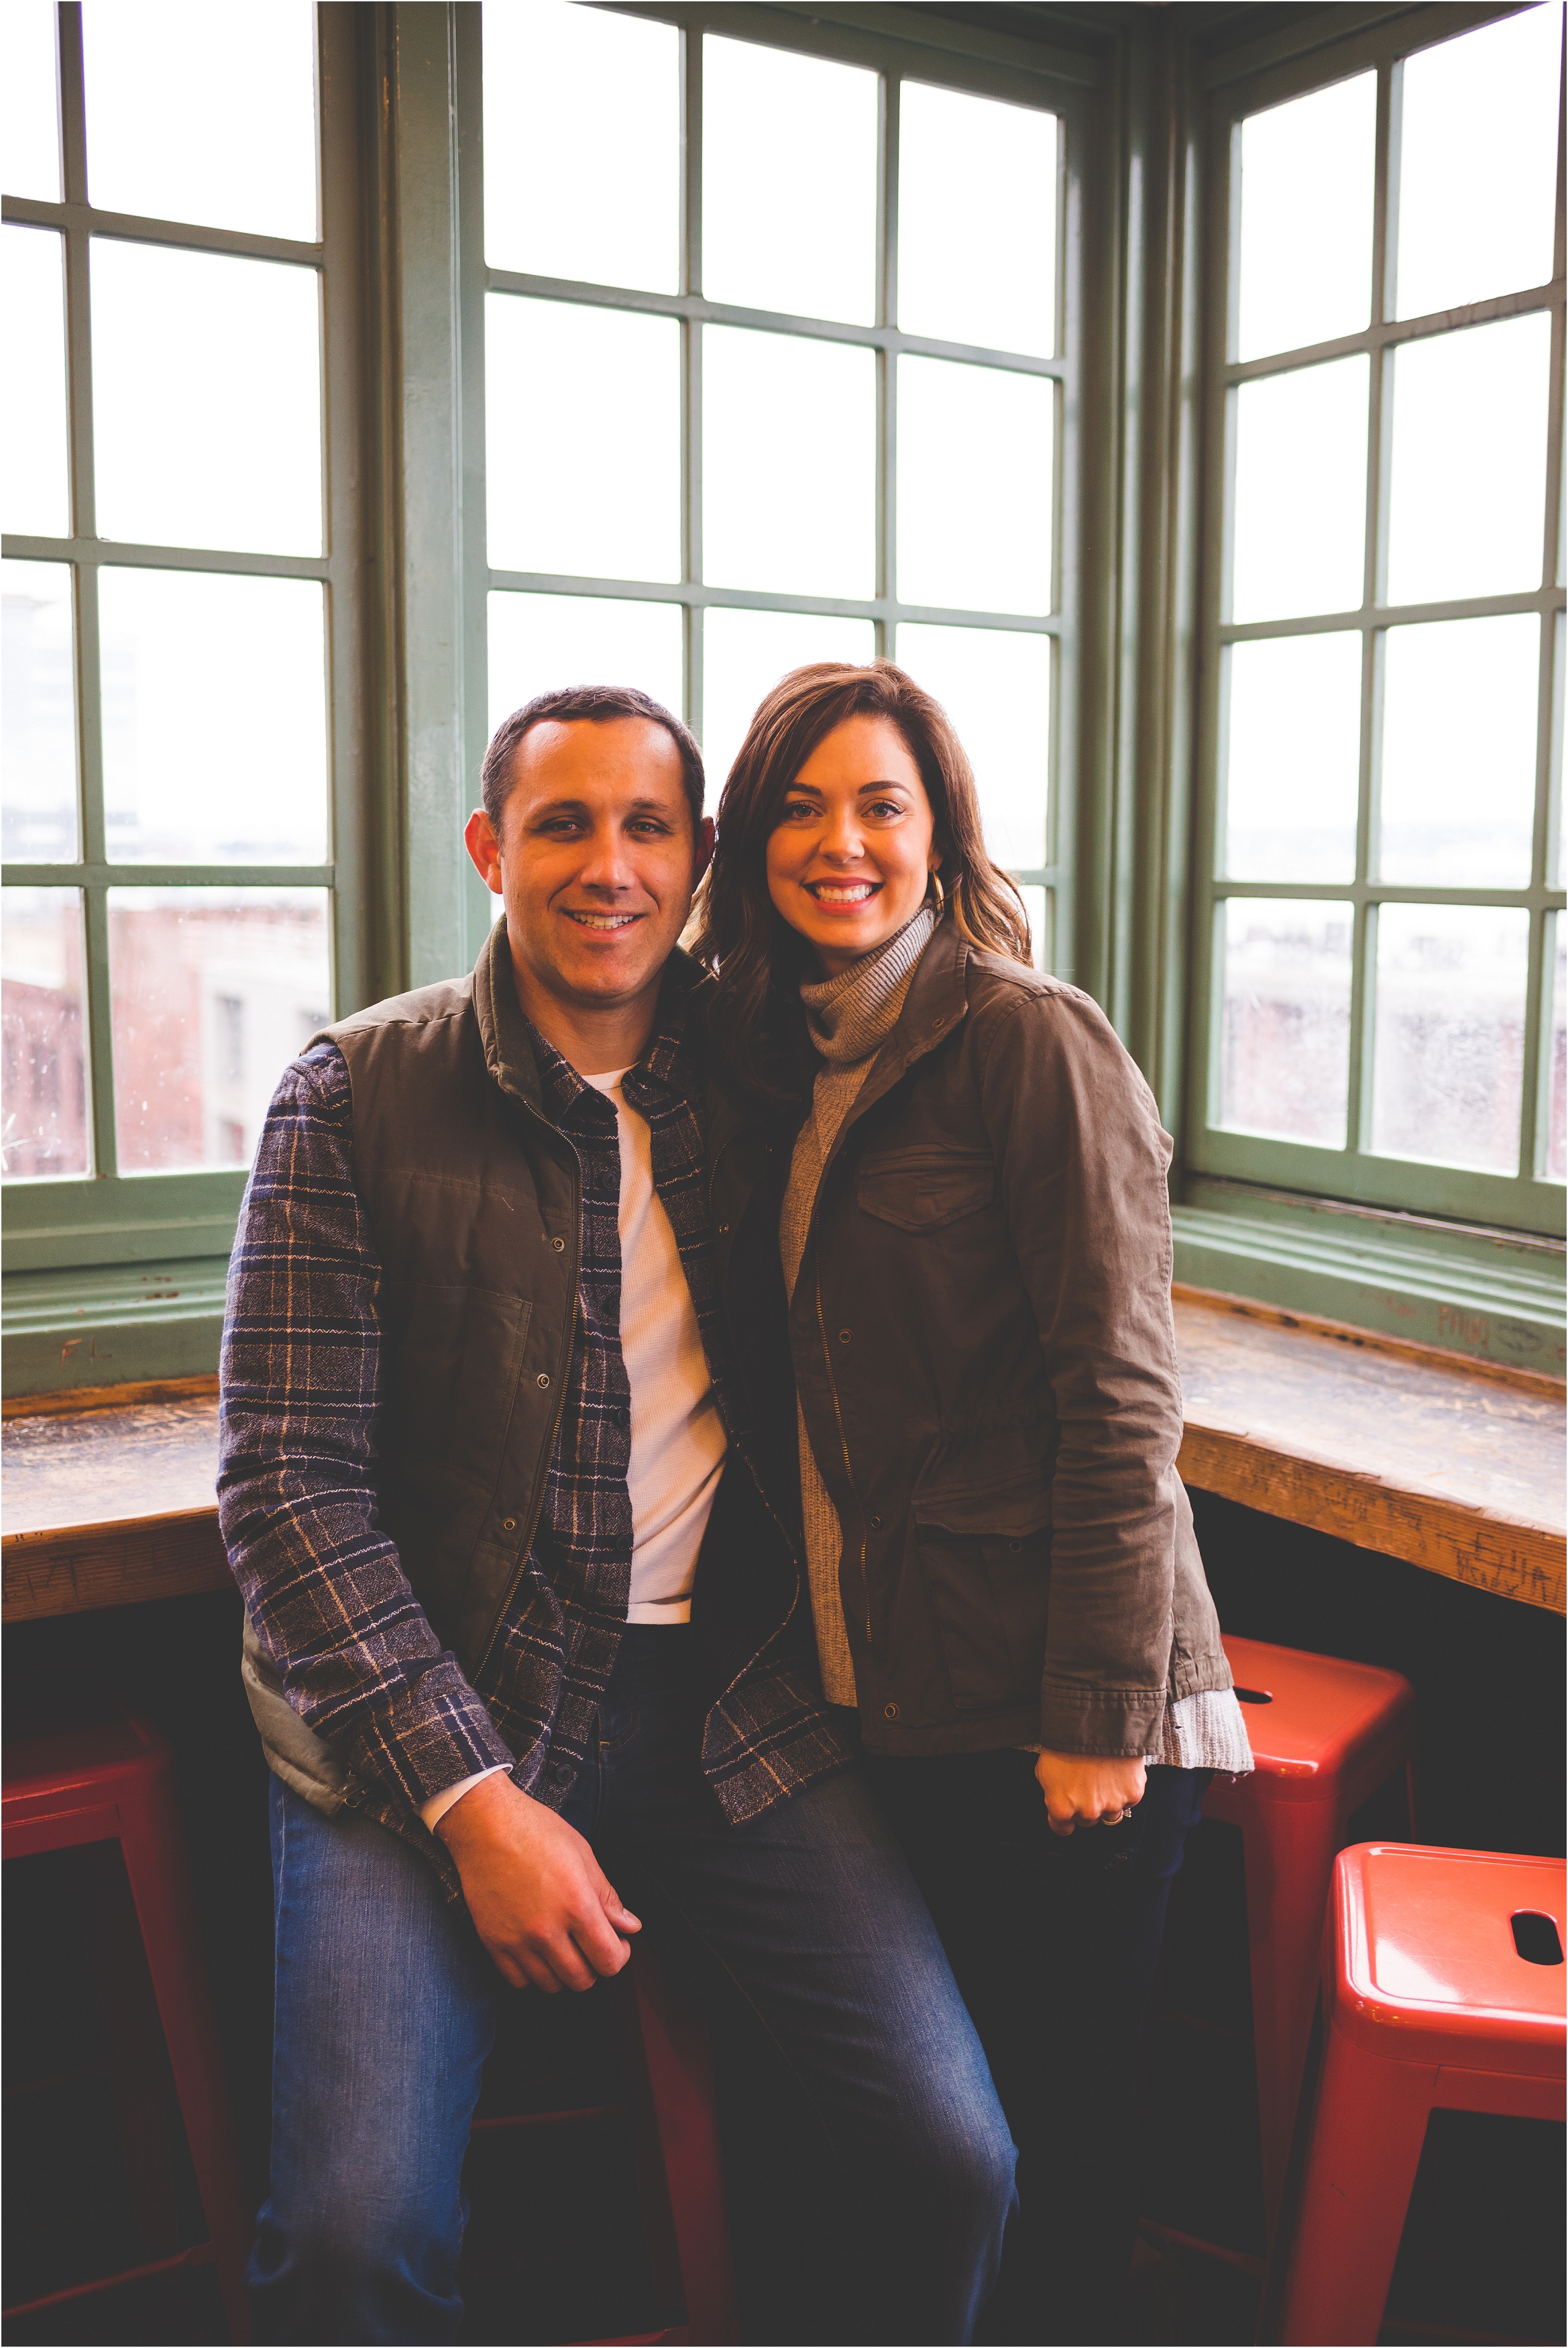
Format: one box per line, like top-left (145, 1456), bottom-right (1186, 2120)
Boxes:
top-left (249, 1630), bottom-right (1017, 2345)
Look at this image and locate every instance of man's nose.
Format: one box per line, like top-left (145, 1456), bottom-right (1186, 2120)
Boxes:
top-left (575, 828), bottom-right (635, 888)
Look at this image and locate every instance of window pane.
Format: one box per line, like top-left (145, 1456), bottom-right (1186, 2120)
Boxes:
top-left (3, 562), bottom-right (78, 861)
top-left (702, 608), bottom-right (875, 797)
top-left (3, 1), bottom-right (60, 203)
top-left (4, 226), bottom-right (70, 539)
top-left (1219, 898), bottom-right (1351, 1146)
top-left (1231, 355), bottom-right (1367, 623)
top-left (897, 358), bottom-right (1053, 615)
top-left (704, 328), bottom-right (875, 599)
top-left (1371, 904), bottom-right (1528, 1173)
top-left (484, 2), bottom-right (677, 294)
top-left (1379, 615), bottom-right (1539, 887)
top-left (1237, 72), bottom-right (1375, 362)
top-left (108, 888), bottom-right (330, 1171)
top-left (98, 569), bottom-right (327, 863)
top-left (92, 242), bottom-right (322, 555)
top-left (1, 890), bottom-right (87, 1179)
top-left (1394, 4), bottom-right (1563, 321)
top-left (81, 0), bottom-right (317, 240)
top-left (1018, 883), bottom-right (1049, 973)
top-left (1385, 315), bottom-right (1551, 606)
top-left (1223, 633), bottom-right (1360, 882)
top-left (1547, 915), bottom-right (1565, 1183)
top-left (488, 298), bottom-right (680, 583)
top-left (895, 621), bottom-right (1050, 869)
top-left (897, 83), bottom-right (1058, 358)
top-left (702, 37), bottom-right (876, 326)
top-left (488, 592), bottom-right (684, 740)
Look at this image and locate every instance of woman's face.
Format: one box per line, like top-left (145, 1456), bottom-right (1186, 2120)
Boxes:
top-left (765, 714), bottom-right (938, 978)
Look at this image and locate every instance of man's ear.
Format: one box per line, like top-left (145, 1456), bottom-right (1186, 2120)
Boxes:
top-left (693, 813), bottom-right (716, 890)
top-left (465, 807), bottom-right (504, 894)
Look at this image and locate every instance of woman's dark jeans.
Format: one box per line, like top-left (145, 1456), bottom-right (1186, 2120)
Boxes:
top-left (864, 1746), bottom-right (1209, 2347)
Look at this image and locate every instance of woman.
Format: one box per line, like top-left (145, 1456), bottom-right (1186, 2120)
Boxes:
top-left (693, 661), bottom-right (1251, 2345)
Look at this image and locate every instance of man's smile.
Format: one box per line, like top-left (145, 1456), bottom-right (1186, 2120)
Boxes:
top-left (561, 908), bottom-right (644, 930)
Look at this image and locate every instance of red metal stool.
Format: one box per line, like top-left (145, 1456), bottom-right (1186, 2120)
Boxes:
top-left (2, 1709), bottom-right (253, 2341)
top-left (1271, 1842), bottom-right (1566, 2345)
top-left (562, 1943), bottom-right (736, 2345)
top-left (1204, 1633), bottom-right (1416, 2238)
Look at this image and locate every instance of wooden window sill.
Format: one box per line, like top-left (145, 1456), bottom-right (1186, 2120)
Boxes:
top-left (3, 1295), bottom-right (1564, 1623)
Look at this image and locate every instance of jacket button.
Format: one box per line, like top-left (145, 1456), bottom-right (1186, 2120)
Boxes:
top-left (550, 1236), bottom-right (565, 1252)
top-left (884, 1702), bottom-right (899, 1720)
top-left (537, 1373), bottom-right (551, 1389)
top-left (838, 1328), bottom-right (852, 1344)
top-left (501, 1517), bottom-right (516, 1532)
top-left (1009, 1540), bottom-right (1021, 1552)
top-left (717, 1222), bottom-right (730, 1235)
top-left (869, 1514), bottom-right (881, 1530)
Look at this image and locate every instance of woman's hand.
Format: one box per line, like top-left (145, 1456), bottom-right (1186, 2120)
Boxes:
top-left (1033, 1750), bottom-right (1147, 1837)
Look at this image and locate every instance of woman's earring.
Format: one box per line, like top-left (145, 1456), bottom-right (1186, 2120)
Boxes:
top-left (928, 865), bottom-right (946, 912)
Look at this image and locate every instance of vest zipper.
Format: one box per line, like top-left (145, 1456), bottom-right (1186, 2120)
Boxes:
top-left (473, 1125), bottom-right (581, 1680)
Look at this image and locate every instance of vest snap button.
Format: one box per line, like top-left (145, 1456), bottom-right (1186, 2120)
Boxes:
top-left (501, 1517), bottom-right (516, 1532)
top-left (718, 1222), bottom-right (730, 1235)
top-left (838, 1328), bottom-right (852, 1344)
top-left (537, 1373), bottom-right (551, 1389)
top-left (884, 1703), bottom-right (899, 1720)
top-left (550, 1236), bottom-right (565, 1251)
top-left (869, 1514), bottom-right (882, 1530)
top-left (1009, 1540), bottom-right (1021, 1552)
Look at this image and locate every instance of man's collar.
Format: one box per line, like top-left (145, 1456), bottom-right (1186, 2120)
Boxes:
top-left (473, 918), bottom-right (708, 1114)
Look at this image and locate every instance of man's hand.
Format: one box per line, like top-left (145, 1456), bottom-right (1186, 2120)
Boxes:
top-left (1033, 1750), bottom-right (1147, 1838)
top-left (435, 1771), bottom-right (640, 1991)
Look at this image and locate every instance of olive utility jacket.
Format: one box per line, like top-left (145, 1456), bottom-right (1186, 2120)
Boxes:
top-left (755, 919), bottom-right (1233, 1761)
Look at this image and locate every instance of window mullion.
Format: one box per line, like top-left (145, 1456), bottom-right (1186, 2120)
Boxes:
top-left (876, 69), bottom-right (897, 653)
top-left (78, 883), bottom-right (117, 1180)
top-left (681, 23), bottom-right (703, 734)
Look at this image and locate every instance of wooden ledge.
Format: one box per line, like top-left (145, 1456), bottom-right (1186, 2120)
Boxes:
top-left (1173, 1286), bottom-right (1565, 1615)
top-left (3, 1377), bottom-right (227, 1620)
top-left (3, 1305), bottom-right (1565, 1621)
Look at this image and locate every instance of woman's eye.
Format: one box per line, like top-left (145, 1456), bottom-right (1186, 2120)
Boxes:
top-left (780, 801), bottom-right (817, 823)
top-left (866, 800), bottom-right (903, 820)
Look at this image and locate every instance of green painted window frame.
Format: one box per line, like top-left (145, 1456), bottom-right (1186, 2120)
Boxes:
top-left (1184, 0), bottom-right (1567, 1242)
top-left (455, 0), bottom-right (1105, 981)
top-left (1, 3), bottom-right (372, 1384)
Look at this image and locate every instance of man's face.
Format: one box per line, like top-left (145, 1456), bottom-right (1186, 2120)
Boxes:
top-left (464, 717), bottom-right (712, 1025)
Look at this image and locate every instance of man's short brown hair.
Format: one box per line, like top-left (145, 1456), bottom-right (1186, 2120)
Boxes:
top-left (479, 685), bottom-right (706, 834)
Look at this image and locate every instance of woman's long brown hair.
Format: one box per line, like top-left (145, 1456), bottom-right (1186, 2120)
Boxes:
top-left (690, 660), bottom-right (1032, 1100)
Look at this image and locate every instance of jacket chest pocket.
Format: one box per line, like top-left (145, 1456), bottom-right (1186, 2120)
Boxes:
top-left (856, 1148), bottom-right (993, 1233)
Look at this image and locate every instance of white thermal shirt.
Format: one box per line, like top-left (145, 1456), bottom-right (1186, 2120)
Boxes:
top-left (580, 1066), bottom-right (728, 1624)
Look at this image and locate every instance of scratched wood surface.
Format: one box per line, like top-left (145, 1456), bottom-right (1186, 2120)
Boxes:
top-left (3, 1301), bottom-right (1564, 1620)
top-left (3, 1382), bottom-right (231, 1619)
top-left (1173, 1287), bottom-right (1565, 1615)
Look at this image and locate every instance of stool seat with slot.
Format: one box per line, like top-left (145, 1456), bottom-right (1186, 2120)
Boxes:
top-left (2, 1710), bottom-right (253, 2342)
top-left (1202, 1633), bottom-right (1418, 2239)
top-left (1270, 1842), bottom-right (1566, 2346)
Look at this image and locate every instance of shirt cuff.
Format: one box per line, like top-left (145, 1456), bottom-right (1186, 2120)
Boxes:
top-left (419, 1763), bottom-right (511, 1833)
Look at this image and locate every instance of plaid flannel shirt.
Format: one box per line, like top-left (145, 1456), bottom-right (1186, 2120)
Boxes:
top-left (219, 959), bottom-right (850, 1874)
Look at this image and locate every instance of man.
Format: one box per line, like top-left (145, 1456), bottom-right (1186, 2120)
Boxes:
top-left (220, 684), bottom-right (1016, 2345)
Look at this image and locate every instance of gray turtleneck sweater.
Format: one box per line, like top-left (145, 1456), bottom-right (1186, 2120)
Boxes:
top-left (779, 912), bottom-right (1252, 1774)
